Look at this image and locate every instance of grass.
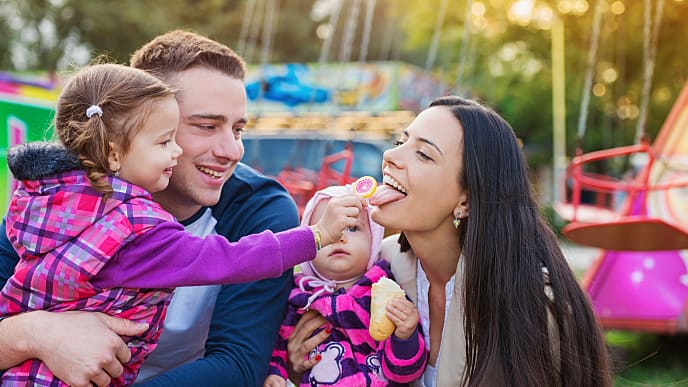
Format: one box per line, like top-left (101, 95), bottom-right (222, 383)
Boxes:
top-left (607, 330), bottom-right (688, 386)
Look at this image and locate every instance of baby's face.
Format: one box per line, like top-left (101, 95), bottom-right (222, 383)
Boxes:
top-left (309, 199), bottom-right (372, 281)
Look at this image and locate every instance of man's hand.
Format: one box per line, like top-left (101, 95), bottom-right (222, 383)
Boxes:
top-left (285, 310), bottom-right (329, 383)
top-left (263, 374), bottom-right (287, 387)
top-left (4, 310), bottom-right (148, 387)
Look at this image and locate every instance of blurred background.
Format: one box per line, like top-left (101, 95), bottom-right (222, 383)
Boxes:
top-left (2, 1), bottom-right (688, 384)
top-left (0, 0), bottom-right (685, 167)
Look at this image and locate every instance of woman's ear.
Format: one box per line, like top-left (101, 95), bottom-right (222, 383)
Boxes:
top-left (107, 142), bottom-right (121, 173)
top-left (453, 201), bottom-right (468, 219)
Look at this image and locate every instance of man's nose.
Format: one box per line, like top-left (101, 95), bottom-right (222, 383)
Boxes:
top-left (213, 131), bottom-right (243, 161)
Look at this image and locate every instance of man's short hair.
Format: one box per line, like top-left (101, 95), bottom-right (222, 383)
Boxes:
top-left (130, 29), bottom-right (245, 82)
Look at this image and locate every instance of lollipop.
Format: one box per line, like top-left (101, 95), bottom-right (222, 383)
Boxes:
top-left (353, 176), bottom-right (378, 198)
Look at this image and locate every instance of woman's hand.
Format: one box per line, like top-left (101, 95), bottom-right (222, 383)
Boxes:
top-left (387, 297), bottom-right (420, 340)
top-left (286, 310), bottom-right (330, 383)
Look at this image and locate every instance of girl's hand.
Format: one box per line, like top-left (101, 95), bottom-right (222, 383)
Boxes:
top-left (311, 194), bottom-right (364, 247)
top-left (386, 297), bottom-right (420, 340)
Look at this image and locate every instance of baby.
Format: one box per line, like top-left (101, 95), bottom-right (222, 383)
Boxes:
top-left (264, 185), bottom-right (428, 387)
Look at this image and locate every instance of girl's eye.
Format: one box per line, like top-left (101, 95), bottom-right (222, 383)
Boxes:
top-left (346, 226), bottom-right (359, 232)
top-left (392, 140), bottom-right (404, 147)
top-left (161, 140), bottom-right (170, 146)
top-left (199, 125), bottom-right (215, 130)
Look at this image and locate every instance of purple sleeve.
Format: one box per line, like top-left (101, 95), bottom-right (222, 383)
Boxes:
top-left (381, 326), bottom-right (428, 383)
top-left (92, 222), bottom-right (316, 289)
top-left (389, 328), bottom-right (421, 359)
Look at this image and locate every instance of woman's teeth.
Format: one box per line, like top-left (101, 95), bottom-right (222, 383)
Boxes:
top-left (383, 175), bottom-right (407, 194)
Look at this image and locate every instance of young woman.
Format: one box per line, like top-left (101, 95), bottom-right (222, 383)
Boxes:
top-left (287, 96), bottom-right (612, 386)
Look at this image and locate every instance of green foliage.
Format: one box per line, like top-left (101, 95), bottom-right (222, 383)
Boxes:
top-left (0, 14), bottom-right (11, 69)
top-left (606, 331), bottom-right (688, 385)
top-left (1, 0), bottom-right (686, 176)
top-left (540, 203), bottom-right (567, 238)
top-left (397, 0), bottom-right (687, 171)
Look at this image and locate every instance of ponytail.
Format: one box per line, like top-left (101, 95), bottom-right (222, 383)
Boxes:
top-left (66, 114), bottom-right (113, 195)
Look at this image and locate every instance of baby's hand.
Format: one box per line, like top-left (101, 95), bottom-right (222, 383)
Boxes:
top-left (263, 374), bottom-right (287, 387)
top-left (386, 297), bottom-right (419, 340)
top-left (311, 194), bottom-right (364, 247)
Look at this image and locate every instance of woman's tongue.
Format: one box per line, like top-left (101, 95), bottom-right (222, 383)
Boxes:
top-left (369, 185), bottom-right (406, 206)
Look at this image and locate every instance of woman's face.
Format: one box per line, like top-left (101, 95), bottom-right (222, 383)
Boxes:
top-left (370, 106), bottom-right (466, 233)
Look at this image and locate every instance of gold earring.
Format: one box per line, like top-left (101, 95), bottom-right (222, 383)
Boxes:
top-left (453, 210), bottom-right (462, 229)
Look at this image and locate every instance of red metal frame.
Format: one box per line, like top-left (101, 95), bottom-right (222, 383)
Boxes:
top-left (276, 146), bottom-right (356, 216)
top-left (564, 140), bottom-right (688, 250)
top-left (317, 146), bottom-right (355, 190)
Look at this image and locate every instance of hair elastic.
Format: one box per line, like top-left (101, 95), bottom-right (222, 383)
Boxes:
top-left (86, 105), bottom-right (103, 118)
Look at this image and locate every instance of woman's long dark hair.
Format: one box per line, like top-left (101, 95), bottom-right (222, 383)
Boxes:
top-left (429, 96), bottom-right (611, 386)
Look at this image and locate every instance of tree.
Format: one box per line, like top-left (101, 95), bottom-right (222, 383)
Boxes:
top-left (394, 0), bottom-right (687, 171)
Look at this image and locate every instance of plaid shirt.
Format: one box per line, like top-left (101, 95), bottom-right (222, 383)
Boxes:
top-left (0, 170), bottom-right (176, 386)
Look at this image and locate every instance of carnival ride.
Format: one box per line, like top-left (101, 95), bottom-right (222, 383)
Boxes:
top-left (563, 81), bottom-right (688, 334)
top-left (0, 72), bottom-right (58, 212)
top-left (556, 0), bottom-right (688, 334)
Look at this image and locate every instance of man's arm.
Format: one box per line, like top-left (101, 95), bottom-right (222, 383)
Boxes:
top-left (0, 219), bottom-right (147, 386)
top-left (0, 219), bottom-right (19, 290)
top-left (0, 218), bottom-right (30, 370)
top-left (136, 178), bottom-right (299, 386)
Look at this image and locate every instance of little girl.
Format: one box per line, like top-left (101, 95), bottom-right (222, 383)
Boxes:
top-left (0, 63), bottom-right (363, 386)
top-left (264, 186), bottom-right (428, 387)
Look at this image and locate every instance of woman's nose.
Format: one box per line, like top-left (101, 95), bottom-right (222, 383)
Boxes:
top-left (382, 146), bottom-right (402, 169)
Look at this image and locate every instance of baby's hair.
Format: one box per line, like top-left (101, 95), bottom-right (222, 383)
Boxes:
top-left (55, 63), bottom-right (175, 195)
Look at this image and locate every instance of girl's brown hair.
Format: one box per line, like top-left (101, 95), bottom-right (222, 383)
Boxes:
top-left (55, 63), bottom-right (174, 194)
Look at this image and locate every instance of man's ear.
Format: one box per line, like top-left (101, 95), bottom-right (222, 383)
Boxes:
top-left (107, 142), bottom-right (121, 173)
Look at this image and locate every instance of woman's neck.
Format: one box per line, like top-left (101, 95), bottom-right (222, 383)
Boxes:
top-left (405, 227), bottom-right (461, 285)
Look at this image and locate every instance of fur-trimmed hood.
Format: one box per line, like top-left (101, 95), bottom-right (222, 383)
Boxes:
top-left (7, 141), bottom-right (82, 181)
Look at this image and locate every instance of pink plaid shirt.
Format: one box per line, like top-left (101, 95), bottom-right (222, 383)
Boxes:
top-left (0, 171), bottom-right (176, 386)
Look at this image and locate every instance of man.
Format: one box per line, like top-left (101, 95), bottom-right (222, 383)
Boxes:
top-left (0, 30), bottom-right (299, 386)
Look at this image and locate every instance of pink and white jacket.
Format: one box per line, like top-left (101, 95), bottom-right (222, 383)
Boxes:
top-left (268, 259), bottom-right (428, 386)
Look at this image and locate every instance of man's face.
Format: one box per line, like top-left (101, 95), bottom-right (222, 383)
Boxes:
top-left (153, 66), bottom-right (247, 220)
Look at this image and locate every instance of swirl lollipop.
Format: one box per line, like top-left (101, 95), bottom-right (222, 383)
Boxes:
top-left (353, 176), bottom-right (378, 198)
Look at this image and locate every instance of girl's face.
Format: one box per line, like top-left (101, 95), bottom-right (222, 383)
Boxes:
top-left (371, 106), bottom-right (466, 233)
top-left (113, 96), bottom-right (183, 193)
top-left (309, 199), bottom-right (372, 281)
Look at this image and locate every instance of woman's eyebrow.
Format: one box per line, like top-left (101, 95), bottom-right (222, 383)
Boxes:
top-left (404, 129), bottom-right (443, 156)
top-left (417, 136), bottom-right (443, 156)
